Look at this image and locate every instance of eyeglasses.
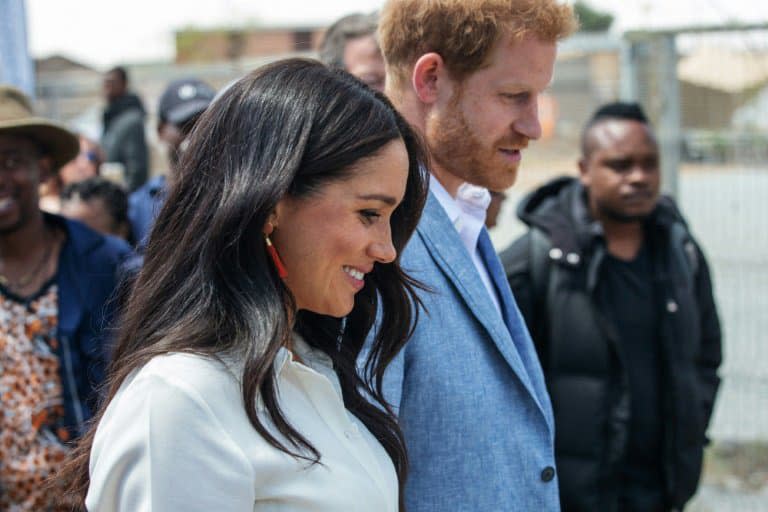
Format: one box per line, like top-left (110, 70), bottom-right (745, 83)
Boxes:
top-left (80, 150), bottom-right (100, 163)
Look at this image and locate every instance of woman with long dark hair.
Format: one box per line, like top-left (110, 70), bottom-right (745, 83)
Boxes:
top-left (56, 58), bottom-right (428, 511)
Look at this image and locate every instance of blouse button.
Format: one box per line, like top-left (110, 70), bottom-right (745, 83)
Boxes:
top-left (345, 424), bottom-right (360, 439)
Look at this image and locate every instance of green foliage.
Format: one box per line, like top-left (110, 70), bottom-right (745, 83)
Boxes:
top-left (175, 29), bottom-right (209, 56)
top-left (574, 1), bottom-right (614, 32)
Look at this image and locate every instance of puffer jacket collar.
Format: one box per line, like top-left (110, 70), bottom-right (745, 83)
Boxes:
top-left (517, 176), bottom-right (688, 267)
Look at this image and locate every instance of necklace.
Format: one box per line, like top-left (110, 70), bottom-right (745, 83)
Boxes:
top-left (0, 232), bottom-right (55, 292)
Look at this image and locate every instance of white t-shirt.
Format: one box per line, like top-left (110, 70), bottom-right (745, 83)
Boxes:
top-left (86, 336), bottom-right (398, 511)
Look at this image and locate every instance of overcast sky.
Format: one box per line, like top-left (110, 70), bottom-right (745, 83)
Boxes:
top-left (27, 0), bottom-right (768, 69)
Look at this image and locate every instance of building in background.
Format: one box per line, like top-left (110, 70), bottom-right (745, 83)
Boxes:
top-left (30, 22), bottom-right (768, 173)
top-left (174, 25), bottom-right (325, 63)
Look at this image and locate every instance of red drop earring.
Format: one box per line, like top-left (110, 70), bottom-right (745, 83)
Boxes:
top-left (265, 236), bottom-right (288, 278)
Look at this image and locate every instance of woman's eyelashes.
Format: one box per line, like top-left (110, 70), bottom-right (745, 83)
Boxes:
top-left (359, 209), bottom-right (382, 225)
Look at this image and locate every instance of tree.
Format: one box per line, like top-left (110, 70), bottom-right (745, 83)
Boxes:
top-left (574, 1), bottom-right (615, 32)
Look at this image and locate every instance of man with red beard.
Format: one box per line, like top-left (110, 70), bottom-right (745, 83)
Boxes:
top-left (501, 102), bottom-right (722, 511)
top-left (363, 1), bottom-right (577, 510)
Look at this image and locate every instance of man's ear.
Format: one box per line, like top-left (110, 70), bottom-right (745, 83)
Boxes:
top-left (412, 52), bottom-right (448, 105)
top-left (578, 157), bottom-right (590, 186)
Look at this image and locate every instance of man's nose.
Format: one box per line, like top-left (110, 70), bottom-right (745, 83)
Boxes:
top-left (627, 163), bottom-right (651, 184)
top-left (514, 101), bottom-right (542, 141)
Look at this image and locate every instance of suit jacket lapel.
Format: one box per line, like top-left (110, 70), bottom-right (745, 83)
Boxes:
top-left (414, 194), bottom-right (542, 404)
top-left (477, 228), bottom-right (551, 413)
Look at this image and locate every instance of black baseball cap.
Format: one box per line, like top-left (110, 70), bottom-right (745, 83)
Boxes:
top-left (158, 78), bottom-right (216, 125)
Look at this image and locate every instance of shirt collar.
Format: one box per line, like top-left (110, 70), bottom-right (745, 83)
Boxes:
top-left (238, 332), bottom-right (338, 412)
top-left (456, 182), bottom-right (491, 223)
top-left (223, 332), bottom-right (334, 381)
top-left (429, 176), bottom-right (491, 234)
top-left (429, 176), bottom-right (462, 230)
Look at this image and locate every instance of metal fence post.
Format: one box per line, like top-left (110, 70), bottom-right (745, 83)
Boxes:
top-left (657, 33), bottom-right (681, 199)
top-left (619, 38), bottom-right (638, 102)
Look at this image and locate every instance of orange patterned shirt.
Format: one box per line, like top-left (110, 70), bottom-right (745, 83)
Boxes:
top-left (0, 282), bottom-right (70, 511)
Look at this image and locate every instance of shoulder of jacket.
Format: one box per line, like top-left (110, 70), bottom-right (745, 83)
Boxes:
top-left (63, 219), bottom-right (132, 270)
top-left (667, 220), bottom-right (700, 278)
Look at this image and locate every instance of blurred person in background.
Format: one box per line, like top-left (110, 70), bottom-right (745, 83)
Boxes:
top-left (128, 77), bottom-right (215, 249)
top-left (319, 12), bottom-right (386, 92)
top-left (60, 134), bottom-right (103, 184)
top-left (39, 134), bottom-right (103, 213)
top-left (0, 84), bottom-right (131, 511)
top-left (501, 102), bottom-right (722, 511)
top-left (485, 189), bottom-right (507, 229)
top-left (61, 177), bottom-right (132, 243)
top-left (101, 66), bottom-right (148, 192)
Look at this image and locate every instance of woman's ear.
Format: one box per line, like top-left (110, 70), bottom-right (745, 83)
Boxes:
top-left (263, 201), bottom-right (283, 236)
top-left (263, 217), bottom-right (276, 237)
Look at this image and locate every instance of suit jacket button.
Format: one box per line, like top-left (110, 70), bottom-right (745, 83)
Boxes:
top-left (540, 466), bottom-right (555, 482)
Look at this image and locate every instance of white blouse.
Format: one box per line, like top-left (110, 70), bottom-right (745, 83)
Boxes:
top-left (85, 336), bottom-right (399, 511)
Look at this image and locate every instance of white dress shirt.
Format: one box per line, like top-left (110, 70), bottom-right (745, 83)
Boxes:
top-left (429, 178), bottom-right (502, 316)
top-left (86, 335), bottom-right (398, 511)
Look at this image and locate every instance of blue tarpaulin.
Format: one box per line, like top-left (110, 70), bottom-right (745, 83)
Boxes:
top-left (0, 0), bottom-right (34, 96)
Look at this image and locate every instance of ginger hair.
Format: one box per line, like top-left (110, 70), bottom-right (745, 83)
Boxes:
top-left (380, 0), bottom-right (578, 88)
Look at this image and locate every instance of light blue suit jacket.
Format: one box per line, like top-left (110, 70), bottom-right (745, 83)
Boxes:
top-left (379, 192), bottom-right (560, 511)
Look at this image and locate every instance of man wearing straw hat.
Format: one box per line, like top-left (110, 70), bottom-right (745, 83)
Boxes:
top-left (0, 85), bottom-right (132, 510)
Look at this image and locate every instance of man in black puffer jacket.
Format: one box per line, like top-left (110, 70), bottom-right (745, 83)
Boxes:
top-left (500, 102), bottom-right (722, 512)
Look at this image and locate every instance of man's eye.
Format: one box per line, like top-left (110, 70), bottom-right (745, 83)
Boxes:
top-left (502, 92), bottom-right (531, 104)
top-left (607, 159), bottom-right (632, 172)
top-left (1, 156), bottom-right (22, 171)
top-left (643, 158), bottom-right (659, 170)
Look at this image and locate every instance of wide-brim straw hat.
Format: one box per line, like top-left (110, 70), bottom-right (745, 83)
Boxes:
top-left (0, 84), bottom-right (79, 170)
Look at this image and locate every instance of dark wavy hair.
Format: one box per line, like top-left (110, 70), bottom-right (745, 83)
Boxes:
top-left (60, 176), bottom-right (132, 242)
top-left (56, 58), bottom-right (429, 510)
